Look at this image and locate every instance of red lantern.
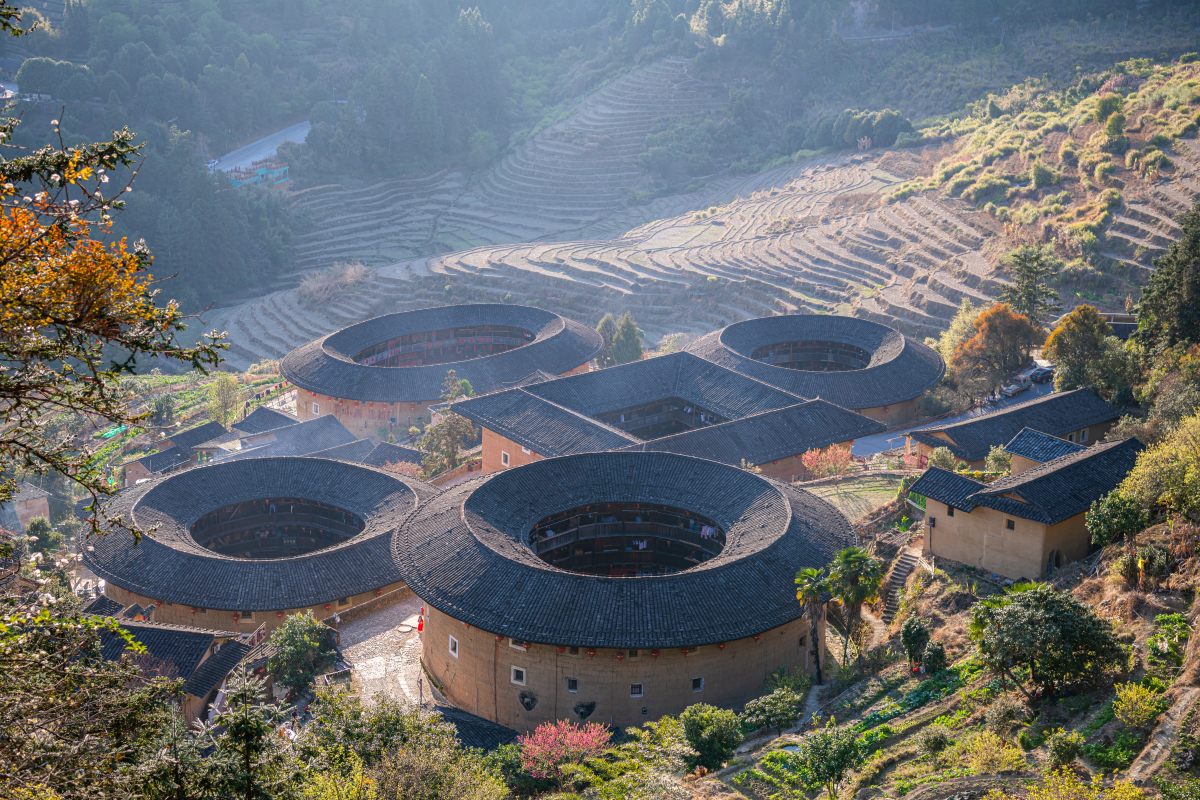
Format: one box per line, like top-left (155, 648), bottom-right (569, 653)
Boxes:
top-left (587, 648), bottom-right (596, 658)
top-left (717, 642), bottom-right (727, 651)
top-left (464, 622), bottom-right (471, 629)
top-left (417, 617), bottom-right (424, 633)
top-left (556, 646), bottom-right (566, 654)
top-left (190, 607), bottom-right (197, 614)
top-left (753, 634), bottom-right (761, 642)
top-left (616, 651), bottom-right (625, 661)
top-left (522, 642), bottom-right (531, 651)
top-left (420, 606), bottom-right (425, 615)
top-left (232, 614), bottom-right (240, 622)
top-left (375, 589), bottom-right (383, 595)
top-left (154, 599), bottom-right (162, 606)
top-left (277, 612), bottom-right (284, 618)
top-left (324, 604), bottom-right (331, 610)
top-left (496, 634), bottom-right (505, 642)
top-left (651, 650), bottom-right (660, 659)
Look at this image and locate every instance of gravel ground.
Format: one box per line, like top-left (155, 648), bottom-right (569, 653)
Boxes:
top-left (338, 594), bottom-right (429, 706)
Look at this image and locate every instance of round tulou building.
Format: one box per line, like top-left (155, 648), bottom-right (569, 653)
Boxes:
top-left (281, 304), bottom-right (603, 438)
top-left (392, 451), bottom-right (855, 731)
top-left (82, 457), bottom-right (433, 633)
top-left (685, 314), bottom-right (944, 425)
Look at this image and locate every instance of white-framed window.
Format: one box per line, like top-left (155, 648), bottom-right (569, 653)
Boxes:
top-left (448, 635), bottom-right (459, 659)
top-left (521, 446), bottom-right (531, 455)
top-left (1080, 427), bottom-right (1089, 442)
top-left (501, 451), bottom-right (510, 467)
top-left (511, 666), bottom-right (526, 686)
top-left (628, 649), bottom-right (640, 660)
top-left (630, 683), bottom-right (644, 698)
top-left (239, 611), bottom-right (253, 621)
top-left (313, 403), bottom-right (319, 415)
top-left (566, 677), bottom-right (578, 693)
top-left (1067, 432), bottom-right (1076, 442)
top-left (509, 638), bottom-right (528, 651)
top-left (692, 677), bottom-right (704, 693)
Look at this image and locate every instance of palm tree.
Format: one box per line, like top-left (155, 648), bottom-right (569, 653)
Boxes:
top-left (828, 546), bottom-right (884, 664)
top-left (794, 567), bottom-right (829, 685)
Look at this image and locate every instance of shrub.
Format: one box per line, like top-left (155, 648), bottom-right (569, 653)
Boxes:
top-left (985, 445), bottom-right (1012, 474)
top-left (1017, 728), bottom-right (1045, 750)
top-left (517, 719), bottom-right (610, 787)
top-left (922, 640), bottom-right (947, 674)
top-left (1045, 729), bottom-right (1085, 768)
top-left (1113, 681), bottom-right (1164, 731)
top-left (741, 687), bottom-right (804, 736)
top-left (1032, 161), bottom-right (1059, 189)
top-left (985, 693), bottom-right (1028, 735)
top-left (967, 729), bottom-right (1027, 774)
top-left (764, 666), bottom-right (813, 695)
top-left (680, 703), bottom-right (743, 768)
top-left (268, 611), bottom-right (337, 690)
top-left (988, 768), bottom-right (1145, 800)
top-left (1058, 139), bottom-right (1078, 164)
top-left (1086, 491), bottom-right (1147, 546)
top-left (1095, 93), bottom-right (1123, 123)
top-left (915, 723), bottom-right (952, 758)
top-left (901, 616), bottom-right (930, 666)
top-left (926, 446), bottom-right (962, 471)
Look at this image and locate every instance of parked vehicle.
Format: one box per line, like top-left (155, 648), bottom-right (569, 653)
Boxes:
top-left (1000, 374), bottom-right (1033, 397)
top-left (1030, 367), bottom-right (1055, 384)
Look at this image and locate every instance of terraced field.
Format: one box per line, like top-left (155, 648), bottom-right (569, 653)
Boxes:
top-left (210, 56), bottom-right (1200, 371)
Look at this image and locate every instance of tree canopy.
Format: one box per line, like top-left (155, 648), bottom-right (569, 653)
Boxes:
top-left (1043, 305), bottom-right (1114, 391)
top-left (610, 311), bottom-right (644, 366)
top-left (1134, 199), bottom-right (1200, 355)
top-left (950, 303), bottom-right (1042, 395)
top-left (997, 245), bottom-right (1063, 324)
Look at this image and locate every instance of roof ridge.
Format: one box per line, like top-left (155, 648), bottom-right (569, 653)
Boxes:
top-left (978, 436), bottom-right (1139, 493)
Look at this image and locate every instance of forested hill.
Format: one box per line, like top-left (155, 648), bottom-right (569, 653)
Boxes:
top-left (1, 0), bottom-right (1196, 315)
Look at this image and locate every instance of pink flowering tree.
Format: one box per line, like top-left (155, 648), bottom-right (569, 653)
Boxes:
top-left (518, 718), bottom-right (611, 787)
top-left (801, 444), bottom-right (855, 479)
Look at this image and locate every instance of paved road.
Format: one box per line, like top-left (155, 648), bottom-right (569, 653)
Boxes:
top-left (210, 121), bottom-right (311, 172)
top-left (850, 382), bottom-right (1054, 456)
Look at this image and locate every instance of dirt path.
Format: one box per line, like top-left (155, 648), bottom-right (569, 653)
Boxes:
top-left (1127, 686), bottom-right (1200, 785)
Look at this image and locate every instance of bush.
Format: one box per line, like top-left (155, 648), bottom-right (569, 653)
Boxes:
top-left (926, 447), bottom-right (962, 471)
top-left (680, 703), bottom-right (743, 769)
top-left (915, 723), bottom-right (952, 758)
top-left (25, 517), bottom-right (64, 555)
top-left (741, 687), bottom-right (804, 736)
top-left (985, 445), bottom-right (1012, 474)
top-left (922, 640), bottom-right (947, 674)
top-left (764, 666), bottom-right (813, 695)
top-left (1095, 93), bottom-right (1123, 124)
top-left (1045, 729), bottom-right (1085, 768)
top-left (1032, 161), bottom-right (1059, 189)
top-left (966, 729), bottom-right (1027, 773)
top-left (985, 693), bottom-right (1027, 735)
top-left (1113, 681), bottom-right (1164, 731)
top-left (1086, 491), bottom-right (1147, 546)
top-left (1017, 728), bottom-right (1045, 751)
top-left (901, 616), bottom-right (930, 666)
top-left (268, 611), bottom-right (337, 690)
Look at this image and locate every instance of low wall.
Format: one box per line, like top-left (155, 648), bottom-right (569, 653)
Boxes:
top-left (323, 585), bottom-right (413, 627)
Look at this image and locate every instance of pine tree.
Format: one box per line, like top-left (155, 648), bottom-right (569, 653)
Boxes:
top-left (409, 74), bottom-right (443, 156)
top-left (1134, 198), bottom-right (1200, 353)
top-left (610, 312), bottom-right (643, 365)
top-left (595, 313), bottom-right (617, 367)
top-left (997, 244), bottom-right (1063, 324)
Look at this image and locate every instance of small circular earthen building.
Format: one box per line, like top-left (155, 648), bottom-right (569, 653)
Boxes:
top-left (685, 314), bottom-right (944, 425)
top-left (83, 457), bottom-right (434, 633)
top-left (281, 304), bottom-right (603, 437)
top-left (392, 451), bottom-right (854, 731)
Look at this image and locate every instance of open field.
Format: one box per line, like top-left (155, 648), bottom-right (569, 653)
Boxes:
top-left (804, 474), bottom-right (906, 522)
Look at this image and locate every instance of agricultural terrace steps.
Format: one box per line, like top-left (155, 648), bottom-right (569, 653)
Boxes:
top-left (1126, 686), bottom-right (1200, 786)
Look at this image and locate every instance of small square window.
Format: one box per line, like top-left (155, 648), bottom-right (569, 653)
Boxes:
top-left (1067, 433), bottom-right (1076, 443)
top-left (1006, 519), bottom-right (1015, 530)
top-left (692, 677), bottom-right (704, 693)
top-left (947, 506), bottom-right (954, 517)
top-left (641, 706), bottom-right (648, 715)
top-left (629, 648), bottom-right (639, 659)
top-left (1080, 428), bottom-right (1089, 442)
top-left (448, 635), bottom-right (459, 659)
top-left (198, 608), bottom-right (207, 614)
top-left (239, 611), bottom-right (253, 620)
top-left (798, 635), bottom-right (806, 648)
top-left (501, 451), bottom-right (510, 467)
top-left (568, 646), bottom-right (580, 656)
top-left (313, 403), bottom-right (320, 415)
top-left (630, 683), bottom-right (644, 698)
top-left (521, 446), bottom-right (531, 455)
top-left (509, 638), bottom-right (527, 651)
top-left (511, 666), bottom-right (526, 686)
top-left (566, 678), bottom-right (578, 693)
top-left (338, 597), bottom-right (350, 606)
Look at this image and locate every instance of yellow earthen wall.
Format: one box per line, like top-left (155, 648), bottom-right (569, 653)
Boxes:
top-left (922, 501), bottom-right (1089, 580)
top-left (481, 429), bottom-right (545, 474)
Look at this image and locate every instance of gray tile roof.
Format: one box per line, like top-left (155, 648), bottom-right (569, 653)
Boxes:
top-left (281, 304), bottom-right (603, 403)
top-left (392, 452), bottom-right (855, 649)
top-left (362, 442), bottom-right (423, 467)
top-left (1003, 428), bottom-right (1086, 464)
top-left (166, 422), bottom-right (231, 451)
top-left (82, 595), bottom-right (125, 616)
top-left (218, 415), bottom-right (358, 461)
top-left (183, 639), bottom-right (252, 697)
top-left (82, 457), bottom-right (438, 611)
top-left (135, 422), bottom-right (231, 474)
top-left (306, 439), bottom-right (376, 463)
top-left (99, 619), bottom-right (225, 685)
top-left (618, 400), bottom-right (885, 465)
top-left (434, 706), bottom-right (518, 750)
top-left (14, 482), bottom-right (50, 501)
top-left (911, 437), bottom-right (1142, 524)
top-left (454, 389), bottom-right (639, 458)
top-left (911, 389), bottom-right (1120, 463)
top-left (232, 406), bottom-right (298, 435)
top-left (684, 314), bottom-right (945, 409)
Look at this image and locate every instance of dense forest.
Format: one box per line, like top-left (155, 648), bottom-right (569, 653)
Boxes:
top-left (1, 0), bottom-right (1195, 312)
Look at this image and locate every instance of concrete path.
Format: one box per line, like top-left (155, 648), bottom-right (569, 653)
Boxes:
top-left (210, 121), bottom-right (311, 172)
top-left (850, 382), bottom-right (1053, 456)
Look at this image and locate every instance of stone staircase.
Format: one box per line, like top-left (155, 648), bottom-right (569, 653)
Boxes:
top-left (881, 549), bottom-right (921, 625)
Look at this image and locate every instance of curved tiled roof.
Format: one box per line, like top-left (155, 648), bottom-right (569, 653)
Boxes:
top-left (392, 452), bottom-right (855, 648)
top-left (684, 315), bottom-right (944, 409)
top-left (82, 458), bottom-right (438, 612)
top-left (281, 304), bottom-right (604, 402)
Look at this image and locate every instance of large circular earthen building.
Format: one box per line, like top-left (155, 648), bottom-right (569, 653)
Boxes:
top-left (392, 451), bottom-right (854, 731)
top-left (281, 304), bottom-right (603, 438)
top-left (83, 457), bottom-right (433, 633)
top-left (685, 314), bottom-right (944, 425)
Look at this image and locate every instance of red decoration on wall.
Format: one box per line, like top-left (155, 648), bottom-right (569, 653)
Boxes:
top-left (680, 647), bottom-right (692, 655)
top-left (651, 650), bottom-right (660, 659)
top-left (375, 589), bottom-right (383, 595)
top-left (616, 652), bottom-right (625, 661)
top-left (752, 635), bottom-right (761, 642)
top-left (522, 642), bottom-right (532, 651)
top-left (587, 648), bottom-right (596, 658)
top-left (190, 608), bottom-right (197, 614)
top-left (556, 646), bottom-right (566, 654)
top-left (232, 614), bottom-right (240, 622)
top-left (464, 622), bottom-right (471, 629)
top-left (154, 599), bottom-right (162, 606)
top-left (324, 604), bottom-right (331, 610)
top-left (277, 612), bottom-right (284, 618)
top-left (717, 642), bottom-right (727, 650)
top-left (496, 635), bottom-right (505, 642)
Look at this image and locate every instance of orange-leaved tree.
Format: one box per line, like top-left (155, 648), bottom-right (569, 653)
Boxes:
top-left (950, 303), bottom-right (1042, 396)
top-left (0, 119), bottom-right (224, 537)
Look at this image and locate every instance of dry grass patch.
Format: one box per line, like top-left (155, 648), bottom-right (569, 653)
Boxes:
top-left (298, 261), bottom-right (371, 307)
